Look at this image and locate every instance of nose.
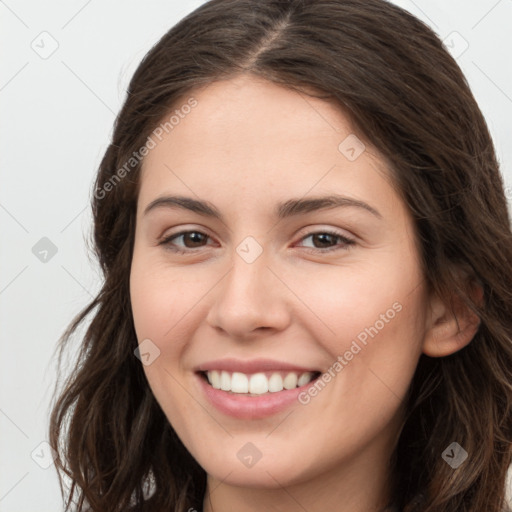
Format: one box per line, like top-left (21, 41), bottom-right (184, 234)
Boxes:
top-left (205, 245), bottom-right (291, 339)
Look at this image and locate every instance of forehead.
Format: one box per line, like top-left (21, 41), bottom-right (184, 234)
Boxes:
top-left (146, 75), bottom-right (357, 158)
top-left (138, 75), bottom-right (403, 220)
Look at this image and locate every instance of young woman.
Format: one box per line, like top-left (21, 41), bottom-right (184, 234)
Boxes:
top-left (49, 1), bottom-right (512, 511)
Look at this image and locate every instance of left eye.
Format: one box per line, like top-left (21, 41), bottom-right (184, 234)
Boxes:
top-left (297, 230), bottom-right (355, 252)
top-left (159, 230), bottom-right (355, 254)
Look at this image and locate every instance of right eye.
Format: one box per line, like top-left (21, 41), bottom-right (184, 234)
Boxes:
top-left (159, 230), bottom-right (214, 254)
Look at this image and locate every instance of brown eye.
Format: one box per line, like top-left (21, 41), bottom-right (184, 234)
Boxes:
top-left (296, 230), bottom-right (355, 252)
top-left (160, 230), bottom-right (211, 253)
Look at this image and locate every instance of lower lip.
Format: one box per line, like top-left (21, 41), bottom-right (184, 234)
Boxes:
top-left (196, 373), bottom-right (318, 419)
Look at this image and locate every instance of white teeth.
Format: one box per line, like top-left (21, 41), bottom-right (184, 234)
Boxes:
top-left (220, 371), bottom-right (231, 391)
top-left (210, 370), bottom-right (221, 389)
top-left (231, 372), bottom-right (249, 393)
top-left (283, 372), bottom-right (298, 389)
top-left (205, 370), bottom-right (317, 394)
top-left (249, 373), bottom-right (268, 394)
top-left (298, 372), bottom-right (314, 387)
top-left (268, 373), bottom-right (283, 392)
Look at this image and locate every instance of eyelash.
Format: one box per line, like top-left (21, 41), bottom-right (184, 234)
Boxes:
top-left (159, 229), bottom-right (356, 255)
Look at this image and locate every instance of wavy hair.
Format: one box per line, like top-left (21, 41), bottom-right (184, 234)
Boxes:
top-left (49, 0), bottom-right (512, 510)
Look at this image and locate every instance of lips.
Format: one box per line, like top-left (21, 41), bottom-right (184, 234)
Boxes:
top-left (195, 357), bottom-right (321, 375)
top-left (193, 358), bottom-right (322, 417)
top-left (195, 358), bottom-right (321, 395)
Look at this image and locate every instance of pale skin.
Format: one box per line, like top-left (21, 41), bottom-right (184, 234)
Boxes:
top-left (129, 74), bottom-right (481, 512)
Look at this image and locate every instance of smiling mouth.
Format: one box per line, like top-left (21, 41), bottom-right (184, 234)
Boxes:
top-left (198, 370), bottom-right (322, 396)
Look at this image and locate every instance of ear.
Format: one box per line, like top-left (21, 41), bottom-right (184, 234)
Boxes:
top-left (422, 278), bottom-right (483, 358)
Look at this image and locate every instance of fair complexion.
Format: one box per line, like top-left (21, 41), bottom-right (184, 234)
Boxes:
top-left (129, 75), bottom-right (480, 512)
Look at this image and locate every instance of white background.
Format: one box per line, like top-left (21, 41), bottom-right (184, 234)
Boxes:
top-left (1, 1), bottom-right (511, 510)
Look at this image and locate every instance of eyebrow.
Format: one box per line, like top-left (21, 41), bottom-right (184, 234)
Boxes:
top-left (143, 194), bottom-right (382, 220)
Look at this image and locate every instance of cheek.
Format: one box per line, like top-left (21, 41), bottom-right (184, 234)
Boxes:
top-left (298, 249), bottom-right (426, 400)
top-left (130, 255), bottom-right (199, 346)
top-left (294, 255), bottom-right (423, 342)
top-left (289, 272), bottom-right (425, 462)
top-left (129, 259), bottom-right (197, 419)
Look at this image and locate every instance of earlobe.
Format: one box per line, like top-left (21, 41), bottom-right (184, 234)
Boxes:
top-left (422, 282), bottom-right (483, 358)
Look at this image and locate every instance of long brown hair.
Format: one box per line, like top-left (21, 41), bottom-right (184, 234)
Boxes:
top-left (49, 0), bottom-right (512, 510)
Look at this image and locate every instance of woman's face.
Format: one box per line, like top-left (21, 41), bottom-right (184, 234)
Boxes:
top-left (130, 75), bottom-right (430, 494)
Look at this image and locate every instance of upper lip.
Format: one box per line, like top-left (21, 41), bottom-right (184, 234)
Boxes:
top-left (195, 358), bottom-right (320, 374)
